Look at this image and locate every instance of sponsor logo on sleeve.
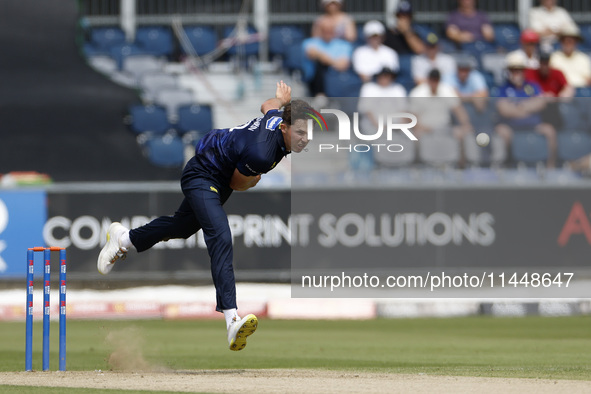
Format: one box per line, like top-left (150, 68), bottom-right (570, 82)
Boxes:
top-left (266, 116), bottom-right (282, 130)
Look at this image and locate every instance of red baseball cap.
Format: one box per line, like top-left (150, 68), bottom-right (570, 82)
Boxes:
top-left (521, 29), bottom-right (540, 44)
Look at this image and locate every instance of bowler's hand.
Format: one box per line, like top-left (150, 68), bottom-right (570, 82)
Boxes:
top-left (276, 81), bottom-right (292, 107)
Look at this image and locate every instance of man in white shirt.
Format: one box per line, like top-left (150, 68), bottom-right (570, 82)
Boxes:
top-left (550, 26), bottom-right (591, 88)
top-left (411, 33), bottom-right (457, 85)
top-left (409, 69), bottom-right (472, 139)
top-left (352, 20), bottom-right (399, 83)
top-left (529, 0), bottom-right (577, 51)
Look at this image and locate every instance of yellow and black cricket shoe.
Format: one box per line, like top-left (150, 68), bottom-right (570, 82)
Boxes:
top-left (228, 314), bottom-right (258, 351)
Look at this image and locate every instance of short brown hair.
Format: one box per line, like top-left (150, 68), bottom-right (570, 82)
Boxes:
top-left (282, 99), bottom-right (314, 125)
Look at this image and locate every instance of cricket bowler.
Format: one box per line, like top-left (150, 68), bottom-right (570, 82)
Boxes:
top-left (97, 81), bottom-right (310, 351)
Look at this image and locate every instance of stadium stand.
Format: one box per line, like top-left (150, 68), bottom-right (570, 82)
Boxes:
top-left (0, 0), bottom-right (183, 181)
top-left (72, 0), bottom-right (591, 174)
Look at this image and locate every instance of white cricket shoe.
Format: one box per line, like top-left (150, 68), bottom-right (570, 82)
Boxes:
top-left (97, 222), bottom-right (128, 275)
top-left (227, 314), bottom-right (258, 351)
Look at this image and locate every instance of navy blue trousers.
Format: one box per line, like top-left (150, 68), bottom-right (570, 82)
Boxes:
top-left (129, 159), bottom-right (235, 312)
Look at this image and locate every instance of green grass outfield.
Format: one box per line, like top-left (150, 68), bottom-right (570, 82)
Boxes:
top-left (1, 317), bottom-right (590, 380)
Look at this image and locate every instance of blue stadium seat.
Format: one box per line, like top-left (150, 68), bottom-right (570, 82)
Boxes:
top-left (110, 43), bottom-right (150, 70)
top-left (285, 43), bottom-right (304, 73)
top-left (182, 26), bottom-right (218, 55)
top-left (512, 132), bottom-right (548, 164)
top-left (560, 101), bottom-right (587, 130)
top-left (145, 134), bottom-right (185, 167)
top-left (324, 68), bottom-right (362, 97)
top-left (136, 26), bottom-right (174, 56)
top-left (461, 41), bottom-right (496, 66)
top-left (176, 104), bottom-right (213, 135)
top-left (557, 131), bottom-right (591, 161)
top-left (579, 24), bottom-right (591, 51)
top-left (128, 104), bottom-right (170, 135)
top-left (494, 24), bottom-right (521, 52)
top-left (269, 25), bottom-right (305, 57)
top-left (575, 87), bottom-right (591, 97)
top-left (223, 26), bottom-right (260, 56)
top-left (91, 27), bottom-right (126, 50)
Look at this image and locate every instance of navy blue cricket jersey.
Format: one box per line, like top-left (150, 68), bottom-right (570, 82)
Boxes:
top-left (188, 109), bottom-right (288, 183)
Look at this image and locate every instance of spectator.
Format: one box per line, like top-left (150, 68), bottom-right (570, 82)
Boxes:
top-left (525, 50), bottom-right (573, 130)
top-left (411, 33), bottom-right (457, 85)
top-left (494, 52), bottom-right (556, 167)
top-left (507, 29), bottom-right (541, 70)
top-left (359, 68), bottom-right (407, 129)
top-left (550, 26), bottom-right (591, 88)
top-left (312, 0), bottom-right (357, 43)
top-left (445, 0), bottom-right (494, 45)
top-left (444, 55), bottom-right (493, 132)
top-left (525, 50), bottom-right (574, 98)
top-left (302, 18), bottom-right (353, 98)
top-left (529, 0), bottom-right (577, 52)
top-left (443, 55), bottom-right (488, 98)
top-left (353, 21), bottom-right (399, 83)
top-left (384, 0), bottom-right (425, 55)
top-left (409, 69), bottom-right (473, 141)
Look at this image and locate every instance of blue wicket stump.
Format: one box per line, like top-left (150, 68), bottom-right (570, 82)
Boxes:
top-left (25, 247), bottom-right (66, 372)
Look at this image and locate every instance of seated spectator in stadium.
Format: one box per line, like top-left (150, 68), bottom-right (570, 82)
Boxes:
top-left (526, 50), bottom-right (574, 130)
top-left (411, 33), bottom-right (457, 85)
top-left (359, 68), bottom-right (407, 129)
top-left (303, 18), bottom-right (353, 97)
top-left (443, 54), bottom-right (488, 116)
top-left (444, 55), bottom-right (488, 98)
top-left (312, 0), bottom-right (357, 43)
top-left (507, 29), bottom-right (541, 70)
top-left (353, 21), bottom-right (399, 83)
top-left (409, 69), bottom-right (473, 141)
top-left (525, 50), bottom-right (574, 98)
top-left (550, 26), bottom-right (591, 88)
top-left (445, 0), bottom-right (494, 45)
top-left (494, 52), bottom-right (557, 167)
top-left (384, 0), bottom-right (425, 55)
top-left (529, 0), bottom-right (577, 52)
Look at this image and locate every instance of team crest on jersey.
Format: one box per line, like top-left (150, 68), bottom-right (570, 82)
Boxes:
top-left (266, 116), bottom-right (282, 130)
